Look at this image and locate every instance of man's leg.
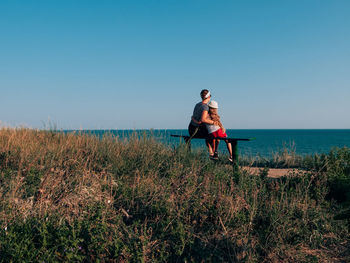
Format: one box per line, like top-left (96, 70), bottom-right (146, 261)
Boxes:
top-left (207, 138), bottom-right (214, 156)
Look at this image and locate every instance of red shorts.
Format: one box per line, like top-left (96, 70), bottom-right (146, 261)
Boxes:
top-left (209, 129), bottom-right (227, 138)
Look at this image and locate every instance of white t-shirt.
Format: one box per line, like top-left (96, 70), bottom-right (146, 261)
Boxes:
top-left (206, 123), bottom-right (220, 134)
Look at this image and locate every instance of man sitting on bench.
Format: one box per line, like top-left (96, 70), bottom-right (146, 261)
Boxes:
top-left (188, 89), bottom-right (217, 157)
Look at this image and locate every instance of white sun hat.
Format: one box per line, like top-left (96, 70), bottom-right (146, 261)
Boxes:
top-left (208, 100), bottom-right (218, 109)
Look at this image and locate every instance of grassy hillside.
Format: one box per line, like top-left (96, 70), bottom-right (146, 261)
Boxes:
top-left (0, 128), bottom-right (349, 262)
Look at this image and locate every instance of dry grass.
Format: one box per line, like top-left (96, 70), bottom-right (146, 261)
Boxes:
top-left (1, 128), bottom-right (115, 222)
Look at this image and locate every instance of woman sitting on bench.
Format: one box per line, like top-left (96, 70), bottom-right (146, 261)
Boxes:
top-left (206, 100), bottom-right (233, 162)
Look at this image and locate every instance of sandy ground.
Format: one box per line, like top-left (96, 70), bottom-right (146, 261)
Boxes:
top-left (241, 166), bottom-right (305, 178)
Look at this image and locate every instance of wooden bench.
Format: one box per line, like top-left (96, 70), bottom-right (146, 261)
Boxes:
top-left (171, 134), bottom-right (255, 171)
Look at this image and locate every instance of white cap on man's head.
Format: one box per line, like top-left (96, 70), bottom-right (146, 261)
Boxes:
top-left (209, 100), bottom-right (218, 109)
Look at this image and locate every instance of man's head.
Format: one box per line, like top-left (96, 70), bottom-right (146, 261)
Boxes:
top-left (200, 89), bottom-right (211, 100)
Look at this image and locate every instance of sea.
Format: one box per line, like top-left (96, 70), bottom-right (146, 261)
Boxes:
top-left (69, 129), bottom-right (350, 158)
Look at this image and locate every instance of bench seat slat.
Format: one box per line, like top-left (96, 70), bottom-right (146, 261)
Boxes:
top-left (170, 134), bottom-right (255, 141)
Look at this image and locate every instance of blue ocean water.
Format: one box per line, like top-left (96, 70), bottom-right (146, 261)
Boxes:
top-left (69, 129), bottom-right (350, 157)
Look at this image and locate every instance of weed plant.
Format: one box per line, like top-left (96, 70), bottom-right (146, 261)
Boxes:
top-left (0, 128), bottom-right (349, 262)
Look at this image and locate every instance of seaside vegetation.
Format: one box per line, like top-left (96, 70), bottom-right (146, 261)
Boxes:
top-left (0, 128), bottom-right (349, 262)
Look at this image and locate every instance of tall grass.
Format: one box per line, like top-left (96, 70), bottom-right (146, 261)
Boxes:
top-left (0, 128), bottom-right (349, 262)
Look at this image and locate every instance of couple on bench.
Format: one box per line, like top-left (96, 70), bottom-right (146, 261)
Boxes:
top-left (188, 89), bottom-right (233, 162)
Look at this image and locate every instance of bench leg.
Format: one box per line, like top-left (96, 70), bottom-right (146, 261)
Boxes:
top-left (232, 140), bottom-right (239, 172)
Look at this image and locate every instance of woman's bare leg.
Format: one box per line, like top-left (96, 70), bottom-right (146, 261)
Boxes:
top-left (225, 140), bottom-right (233, 157)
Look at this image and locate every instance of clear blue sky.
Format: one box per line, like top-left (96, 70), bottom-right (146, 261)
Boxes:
top-left (1, 0), bottom-right (349, 129)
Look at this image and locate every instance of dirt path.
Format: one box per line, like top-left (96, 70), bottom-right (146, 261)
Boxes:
top-left (241, 166), bottom-right (305, 178)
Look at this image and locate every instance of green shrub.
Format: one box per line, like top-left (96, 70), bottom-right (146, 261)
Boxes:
top-left (324, 147), bottom-right (350, 203)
